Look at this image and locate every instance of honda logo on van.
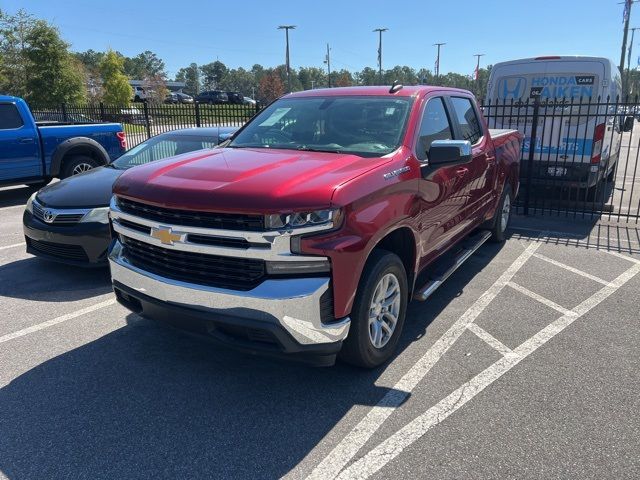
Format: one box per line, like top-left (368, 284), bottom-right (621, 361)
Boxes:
top-left (500, 77), bottom-right (526, 99)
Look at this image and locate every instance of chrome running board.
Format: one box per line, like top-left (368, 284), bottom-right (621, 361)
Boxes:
top-left (413, 230), bottom-right (492, 302)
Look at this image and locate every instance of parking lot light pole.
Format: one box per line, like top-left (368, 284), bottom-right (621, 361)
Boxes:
top-left (434, 43), bottom-right (446, 83)
top-left (278, 25), bottom-right (296, 93)
top-left (474, 53), bottom-right (485, 86)
top-left (373, 28), bottom-right (388, 85)
top-left (324, 43), bottom-right (332, 87)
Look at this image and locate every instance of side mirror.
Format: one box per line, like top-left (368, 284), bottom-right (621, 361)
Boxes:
top-left (427, 140), bottom-right (472, 166)
top-left (623, 116), bottom-right (634, 132)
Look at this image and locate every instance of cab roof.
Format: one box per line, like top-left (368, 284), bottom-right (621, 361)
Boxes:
top-left (286, 85), bottom-right (472, 98)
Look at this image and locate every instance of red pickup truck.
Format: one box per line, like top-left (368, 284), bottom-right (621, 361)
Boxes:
top-left (108, 86), bottom-right (522, 367)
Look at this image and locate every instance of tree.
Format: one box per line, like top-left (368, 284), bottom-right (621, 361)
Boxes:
top-left (23, 20), bottom-right (86, 106)
top-left (0, 9), bottom-right (36, 97)
top-left (100, 50), bottom-right (132, 105)
top-left (175, 63), bottom-right (200, 95)
top-left (258, 70), bottom-right (284, 103)
top-left (123, 50), bottom-right (165, 79)
top-left (334, 69), bottom-right (353, 87)
top-left (143, 73), bottom-right (168, 104)
top-left (201, 60), bottom-right (228, 90)
top-left (0, 9), bottom-right (85, 104)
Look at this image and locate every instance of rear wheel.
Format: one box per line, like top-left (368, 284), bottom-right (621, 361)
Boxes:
top-left (489, 185), bottom-right (512, 242)
top-left (339, 250), bottom-right (408, 368)
top-left (61, 155), bottom-right (99, 178)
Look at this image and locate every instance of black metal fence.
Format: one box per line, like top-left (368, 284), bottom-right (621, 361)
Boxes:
top-left (30, 101), bottom-right (263, 148)
top-left (481, 97), bottom-right (640, 222)
top-left (30, 97), bottom-right (640, 222)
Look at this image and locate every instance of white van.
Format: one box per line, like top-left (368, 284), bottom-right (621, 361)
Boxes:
top-left (486, 56), bottom-right (625, 190)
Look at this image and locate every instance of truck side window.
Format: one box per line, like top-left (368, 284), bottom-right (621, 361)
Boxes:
top-left (0, 104), bottom-right (24, 129)
top-left (450, 97), bottom-right (483, 144)
top-left (416, 97), bottom-right (452, 161)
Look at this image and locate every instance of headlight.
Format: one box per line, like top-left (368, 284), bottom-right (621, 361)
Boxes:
top-left (25, 192), bottom-right (37, 214)
top-left (80, 207), bottom-right (110, 224)
top-left (265, 209), bottom-right (342, 230)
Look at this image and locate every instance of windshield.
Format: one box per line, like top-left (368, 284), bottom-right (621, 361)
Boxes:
top-left (229, 96), bottom-right (412, 157)
top-left (111, 135), bottom-right (218, 169)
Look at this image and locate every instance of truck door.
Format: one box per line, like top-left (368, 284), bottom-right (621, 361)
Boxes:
top-left (415, 96), bottom-right (473, 269)
top-left (447, 96), bottom-right (496, 219)
top-left (0, 102), bottom-right (41, 182)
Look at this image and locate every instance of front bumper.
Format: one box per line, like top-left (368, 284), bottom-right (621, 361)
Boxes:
top-left (109, 241), bottom-right (350, 362)
top-left (23, 210), bottom-right (110, 266)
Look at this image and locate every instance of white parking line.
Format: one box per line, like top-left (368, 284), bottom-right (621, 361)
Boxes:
top-left (506, 281), bottom-right (574, 316)
top-left (337, 262), bottom-right (640, 479)
top-left (0, 298), bottom-right (116, 344)
top-left (466, 322), bottom-right (515, 358)
top-left (0, 242), bottom-right (25, 251)
top-left (0, 204), bottom-right (26, 211)
top-left (533, 253), bottom-right (609, 285)
top-left (306, 240), bottom-right (542, 480)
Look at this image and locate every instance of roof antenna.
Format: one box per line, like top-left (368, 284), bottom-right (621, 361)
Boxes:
top-left (389, 80), bottom-right (403, 94)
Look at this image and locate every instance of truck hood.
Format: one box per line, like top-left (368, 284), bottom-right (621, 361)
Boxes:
top-left (113, 147), bottom-right (384, 213)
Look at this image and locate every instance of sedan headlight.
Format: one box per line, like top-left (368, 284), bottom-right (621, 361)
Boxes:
top-left (265, 209), bottom-right (342, 230)
top-left (80, 207), bottom-right (110, 224)
top-left (25, 192), bottom-right (37, 214)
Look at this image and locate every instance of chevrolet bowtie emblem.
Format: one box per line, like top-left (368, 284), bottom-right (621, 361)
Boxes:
top-left (150, 226), bottom-right (184, 245)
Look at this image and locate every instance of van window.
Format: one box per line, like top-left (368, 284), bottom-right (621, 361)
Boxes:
top-left (416, 97), bottom-right (452, 160)
top-left (450, 97), bottom-right (483, 144)
top-left (0, 104), bottom-right (24, 129)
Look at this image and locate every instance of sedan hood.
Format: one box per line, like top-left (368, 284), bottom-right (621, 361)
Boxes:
top-left (113, 147), bottom-right (383, 213)
top-left (36, 166), bottom-right (123, 208)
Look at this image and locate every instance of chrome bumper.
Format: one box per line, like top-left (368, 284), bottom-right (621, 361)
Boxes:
top-left (109, 241), bottom-right (350, 346)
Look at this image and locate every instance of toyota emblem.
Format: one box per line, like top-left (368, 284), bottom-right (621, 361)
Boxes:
top-left (42, 209), bottom-right (56, 223)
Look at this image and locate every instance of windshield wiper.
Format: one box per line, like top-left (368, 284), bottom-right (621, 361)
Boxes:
top-left (296, 145), bottom-right (342, 154)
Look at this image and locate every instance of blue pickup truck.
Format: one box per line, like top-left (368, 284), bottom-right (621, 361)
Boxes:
top-left (0, 95), bottom-right (126, 188)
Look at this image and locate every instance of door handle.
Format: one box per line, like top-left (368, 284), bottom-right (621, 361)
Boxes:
top-left (18, 137), bottom-right (35, 144)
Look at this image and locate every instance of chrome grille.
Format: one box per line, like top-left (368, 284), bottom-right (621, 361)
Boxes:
top-left (32, 201), bottom-right (88, 225)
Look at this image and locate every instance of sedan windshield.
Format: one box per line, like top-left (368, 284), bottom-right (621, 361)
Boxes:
top-left (111, 134), bottom-right (218, 169)
top-left (229, 96), bottom-right (412, 157)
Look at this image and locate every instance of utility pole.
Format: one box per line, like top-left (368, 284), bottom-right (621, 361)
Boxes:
top-left (278, 25), bottom-right (296, 92)
top-left (374, 28), bottom-right (388, 84)
top-left (324, 43), bottom-right (332, 87)
top-left (628, 27), bottom-right (639, 95)
top-left (619, 1), bottom-right (637, 98)
top-left (473, 53), bottom-right (485, 85)
top-left (311, 80), bottom-right (316, 90)
top-left (434, 43), bottom-right (446, 82)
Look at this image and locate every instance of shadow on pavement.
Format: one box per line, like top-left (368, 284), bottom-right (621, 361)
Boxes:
top-left (0, 185), bottom-right (39, 209)
top-left (0, 256), bottom-right (111, 302)
top-left (510, 214), bottom-right (640, 254)
top-left (0, 235), bottom-right (505, 479)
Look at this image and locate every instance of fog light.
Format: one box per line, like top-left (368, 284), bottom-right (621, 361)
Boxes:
top-left (266, 260), bottom-right (330, 275)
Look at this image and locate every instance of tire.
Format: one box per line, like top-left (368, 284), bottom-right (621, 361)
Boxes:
top-left (339, 250), bottom-right (408, 368)
top-left (489, 184), bottom-right (512, 242)
top-left (61, 155), bottom-right (100, 178)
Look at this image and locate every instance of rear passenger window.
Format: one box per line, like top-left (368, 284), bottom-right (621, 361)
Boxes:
top-left (450, 97), bottom-right (483, 144)
top-left (0, 104), bottom-right (24, 129)
top-left (416, 97), bottom-right (453, 161)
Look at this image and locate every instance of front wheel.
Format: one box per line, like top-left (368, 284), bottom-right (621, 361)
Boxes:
top-left (339, 250), bottom-right (408, 368)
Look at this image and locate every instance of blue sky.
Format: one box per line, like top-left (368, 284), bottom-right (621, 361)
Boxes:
top-left (1, 0), bottom-right (632, 78)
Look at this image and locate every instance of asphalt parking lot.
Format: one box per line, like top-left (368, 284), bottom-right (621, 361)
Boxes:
top-left (1, 185), bottom-right (640, 480)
